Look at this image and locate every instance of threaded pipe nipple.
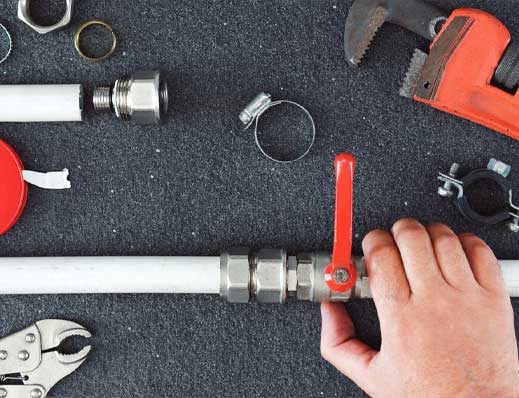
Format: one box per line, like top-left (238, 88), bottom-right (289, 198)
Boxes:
top-left (93, 86), bottom-right (112, 112)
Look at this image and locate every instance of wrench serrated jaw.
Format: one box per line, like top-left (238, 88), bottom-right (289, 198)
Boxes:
top-left (400, 49), bottom-right (428, 98)
top-left (344, 5), bottom-right (388, 66)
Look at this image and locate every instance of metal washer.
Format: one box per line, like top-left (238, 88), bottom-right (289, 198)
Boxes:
top-left (74, 20), bottom-right (117, 62)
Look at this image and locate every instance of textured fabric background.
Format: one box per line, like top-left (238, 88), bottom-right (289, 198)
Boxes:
top-left (0, 1), bottom-right (518, 397)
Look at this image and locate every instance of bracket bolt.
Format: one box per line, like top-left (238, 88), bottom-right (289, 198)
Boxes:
top-left (18, 350), bottom-right (29, 361)
top-left (0, 350), bottom-right (7, 360)
top-left (0, 387), bottom-right (7, 397)
top-left (438, 163), bottom-right (460, 198)
top-left (509, 219), bottom-right (519, 233)
top-left (487, 159), bottom-right (511, 178)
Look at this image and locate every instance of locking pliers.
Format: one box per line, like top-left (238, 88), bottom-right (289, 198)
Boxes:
top-left (0, 319), bottom-right (92, 398)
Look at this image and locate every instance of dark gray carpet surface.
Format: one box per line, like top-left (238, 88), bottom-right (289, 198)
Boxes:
top-left (0, 0), bottom-right (518, 397)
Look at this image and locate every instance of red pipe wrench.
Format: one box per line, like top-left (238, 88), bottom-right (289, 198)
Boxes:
top-left (345, 0), bottom-right (519, 140)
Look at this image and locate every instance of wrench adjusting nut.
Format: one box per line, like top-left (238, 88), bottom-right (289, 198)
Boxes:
top-left (74, 20), bottom-right (117, 62)
top-left (239, 92), bottom-right (316, 163)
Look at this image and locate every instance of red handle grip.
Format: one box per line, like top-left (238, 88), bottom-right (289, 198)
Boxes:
top-left (324, 153), bottom-right (357, 293)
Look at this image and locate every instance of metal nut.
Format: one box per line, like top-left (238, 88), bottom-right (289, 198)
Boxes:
top-left (127, 71), bottom-right (167, 125)
top-left (296, 255), bottom-right (314, 301)
top-left (287, 256), bottom-right (298, 297)
top-left (18, 0), bottom-right (74, 35)
top-left (253, 249), bottom-right (287, 304)
top-left (220, 250), bottom-right (250, 303)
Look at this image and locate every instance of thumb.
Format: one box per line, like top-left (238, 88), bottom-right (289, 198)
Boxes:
top-left (320, 302), bottom-right (378, 391)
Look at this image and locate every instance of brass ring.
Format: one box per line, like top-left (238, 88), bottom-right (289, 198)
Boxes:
top-left (74, 20), bottom-right (117, 62)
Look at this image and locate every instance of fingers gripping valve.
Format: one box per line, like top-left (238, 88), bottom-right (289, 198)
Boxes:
top-left (324, 154), bottom-right (357, 293)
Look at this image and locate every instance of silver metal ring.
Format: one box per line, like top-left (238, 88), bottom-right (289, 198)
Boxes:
top-left (0, 23), bottom-right (12, 65)
top-left (239, 92), bottom-right (316, 163)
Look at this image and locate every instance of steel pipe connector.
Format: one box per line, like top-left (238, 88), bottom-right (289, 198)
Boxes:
top-left (219, 249), bottom-right (370, 304)
top-left (93, 70), bottom-right (168, 125)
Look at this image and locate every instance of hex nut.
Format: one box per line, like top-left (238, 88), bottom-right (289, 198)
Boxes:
top-left (287, 256), bottom-right (298, 297)
top-left (253, 249), bottom-right (287, 304)
top-left (18, 0), bottom-right (74, 35)
top-left (296, 256), bottom-right (314, 301)
top-left (128, 71), bottom-right (167, 125)
top-left (220, 250), bottom-right (250, 303)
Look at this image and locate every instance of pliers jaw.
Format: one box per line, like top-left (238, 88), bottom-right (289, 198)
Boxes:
top-left (0, 319), bottom-right (91, 398)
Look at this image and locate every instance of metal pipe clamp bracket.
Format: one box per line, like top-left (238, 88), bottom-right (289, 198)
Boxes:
top-left (438, 159), bottom-right (519, 232)
top-left (239, 92), bottom-right (316, 163)
top-left (18, 0), bottom-right (74, 35)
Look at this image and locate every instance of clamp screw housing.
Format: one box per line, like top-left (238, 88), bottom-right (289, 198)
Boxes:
top-left (239, 92), bottom-right (272, 126)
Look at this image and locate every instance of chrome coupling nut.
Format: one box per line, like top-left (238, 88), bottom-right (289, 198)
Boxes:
top-left (93, 70), bottom-right (168, 125)
top-left (18, 0), bottom-right (74, 35)
top-left (220, 249), bottom-right (250, 303)
top-left (219, 249), bottom-right (368, 304)
top-left (251, 249), bottom-right (287, 304)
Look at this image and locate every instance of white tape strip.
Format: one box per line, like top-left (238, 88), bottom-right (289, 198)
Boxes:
top-left (22, 169), bottom-right (71, 190)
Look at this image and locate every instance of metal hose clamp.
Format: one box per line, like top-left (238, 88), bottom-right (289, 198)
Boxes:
top-left (239, 92), bottom-right (316, 163)
top-left (0, 23), bottom-right (12, 65)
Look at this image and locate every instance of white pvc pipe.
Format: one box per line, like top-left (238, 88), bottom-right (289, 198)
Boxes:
top-left (0, 256), bottom-right (516, 298)
top-left (0, 257), bottom-right (220, 295)
top-left (0, 85), bottom-right (83, 122)
top-left (500, 261), bottom-right (519, 297)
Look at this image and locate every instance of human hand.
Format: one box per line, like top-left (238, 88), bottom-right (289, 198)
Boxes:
top-left (321, 219), bottom-right (519, 398)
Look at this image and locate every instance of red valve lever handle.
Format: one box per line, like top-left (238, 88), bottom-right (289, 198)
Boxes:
top-left (324, 153), bottom-right (357, 293)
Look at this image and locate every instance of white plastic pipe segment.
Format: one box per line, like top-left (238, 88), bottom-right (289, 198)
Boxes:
top-left (0, 84), bottom-right (82, 122)
top-left (500, 261), bottom-right (519, 297)
top-left (0, 257), bottom-right (220, 294)
top-left (0, 257), bottom-right (517, 297)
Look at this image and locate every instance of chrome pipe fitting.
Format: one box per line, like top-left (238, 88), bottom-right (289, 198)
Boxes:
top-left (219, 249), bottom-right (370, 304)
top-left (93, 70), bottom-right (168, 125)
